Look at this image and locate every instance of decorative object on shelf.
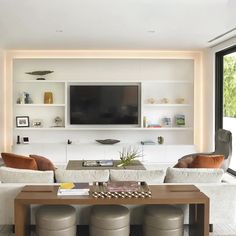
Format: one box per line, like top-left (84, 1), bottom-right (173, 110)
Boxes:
top-left (54, 116), bottom-right (63, 127)
top-left (143, 116), bottom-right (147, 128)
top-left (160, 97), bottom-right (169, 104)
top-left (67, 139), bottom-right (72, 145)
top-left (147, 124), bottom-right (161, 128)
top-left (146, 97), bottom-right (156, 104)
top-left (141, 140), bottom-right (156, 145)
top-left (157, 136), bottom-right (164, 144)
top-left (96, 139), bottom-right (120, 145)
top-left (16, 135), bottom-right (21, 144)
top-left (90, 181), bottom-right (152, 199)
top-left (31, 119), bottom-right (43, 128)
top-left (16, 116), bottom-right (29, 128)
top-left (22, 137), bottom-right (29, 144)
top-left (16, 92), bottom-right (33, 104)
top-left (162, 117), bottom-right (172, 127)
top-left (175, 97), bottom-right (185, 104)
top-left (44, 92), bottom-right (53, 104)
top-left (175, 114), bottom-right (185, 126)
top-left (25, 70), bottom-right (54, 80)
top-left (117, 146), bottom-right (142, 167)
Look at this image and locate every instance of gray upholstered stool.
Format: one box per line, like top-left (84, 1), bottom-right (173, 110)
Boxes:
top-left (90, 205), bottom-right (130, 236)
top-left (143, 205), bottom-right (184, 236)
top-left (36, 205), bottom-right (76, 236)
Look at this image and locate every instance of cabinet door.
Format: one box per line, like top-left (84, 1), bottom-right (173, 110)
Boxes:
top-left (12, 144), bottom-right (67, 164)
top-left (142, 145), bottom-right (196, 163)
top-left (67, 144), bottom-right (106, 160)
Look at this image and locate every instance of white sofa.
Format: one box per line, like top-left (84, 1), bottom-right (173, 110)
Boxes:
top-left (0, 166), bottom-right (236, 226)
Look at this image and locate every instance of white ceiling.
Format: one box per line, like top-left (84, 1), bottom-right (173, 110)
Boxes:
top-left (0, 0), bottom-right (236, 50)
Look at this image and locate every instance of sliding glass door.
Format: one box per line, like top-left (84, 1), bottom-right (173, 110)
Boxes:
top-left (216, 45), bottom-right (236, 175)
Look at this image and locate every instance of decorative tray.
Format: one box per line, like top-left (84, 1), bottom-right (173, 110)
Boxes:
top-left (96, 139), bottom-right (120, 145)
top-left (82, 160), bottom-right (114, 167)
top-left (90, 181), bottom-right (152, 198)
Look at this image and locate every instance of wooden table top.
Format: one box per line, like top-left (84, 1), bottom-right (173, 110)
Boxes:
top-left (66, 160), bottom-right (146, 170)
top-left (15, 185), bottom-right (209, 205)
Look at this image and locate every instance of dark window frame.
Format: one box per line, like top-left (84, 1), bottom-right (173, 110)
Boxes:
top-left (215, 45), bottom-right (236, 176)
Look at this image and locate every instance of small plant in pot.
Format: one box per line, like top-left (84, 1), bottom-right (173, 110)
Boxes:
top-left (117, 146), bottom-right (142, 167)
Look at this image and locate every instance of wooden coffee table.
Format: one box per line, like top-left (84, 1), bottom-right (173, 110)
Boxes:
top-left (14, 185), bottom-right (209, 236)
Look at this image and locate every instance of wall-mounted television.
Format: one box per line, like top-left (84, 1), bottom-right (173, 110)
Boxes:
top-left (70, 84), bottom-right (140, 125)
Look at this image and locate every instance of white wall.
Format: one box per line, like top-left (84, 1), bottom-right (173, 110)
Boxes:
top-left (203, 36), bottom-right (236, 151)
top-left (0, 51), bottom-right (5, 152)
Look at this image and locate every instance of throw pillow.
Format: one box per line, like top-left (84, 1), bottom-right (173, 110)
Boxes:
top-left (189, 155), bottom-right (224, 168)
top-left (173, 156), bottom-right (195, 168)
top-left (1, 152), bottom-right (38, 170)
top-left (29, 155), bottom-right (55, 171)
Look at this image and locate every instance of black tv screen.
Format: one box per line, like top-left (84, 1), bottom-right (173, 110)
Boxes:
top-left (70, 85), bottom-right (139, 125)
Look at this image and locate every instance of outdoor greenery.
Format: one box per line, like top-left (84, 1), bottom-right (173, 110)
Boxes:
top-left (224, 55), bottom-right (236, 117)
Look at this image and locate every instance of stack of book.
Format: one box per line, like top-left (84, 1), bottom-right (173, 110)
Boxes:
top-left (57, 182), bottom-right (90, 196)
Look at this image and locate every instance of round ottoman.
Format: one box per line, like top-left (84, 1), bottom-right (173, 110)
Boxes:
top-left (143, 205), bottom-right (184, 236)
top-left (36, 205), bottom-right (76, 236)
top-left (90, 205), bottom-right (130, 236)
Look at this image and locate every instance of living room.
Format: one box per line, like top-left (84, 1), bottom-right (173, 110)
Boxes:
top-left (0, 1), bottom-right (236, 236)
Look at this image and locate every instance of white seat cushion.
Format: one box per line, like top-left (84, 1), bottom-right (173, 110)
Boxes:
top-left (110, 169), bottom-right (166, 184)
top-left (164, 167), bottom-right (224, 183)
top-left (0, 166), bottom-right (54, 183)
top-left (55, 169), bottom-right (109, 183)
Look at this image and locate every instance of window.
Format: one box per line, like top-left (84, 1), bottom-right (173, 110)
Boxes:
top-left (215, 45), bottom-right (236, 175)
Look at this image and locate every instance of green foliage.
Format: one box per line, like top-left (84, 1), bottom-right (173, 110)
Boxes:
top-left (224, 56), bottom-right (236, 117)
top-left (117, 146), bottom-right (142, 167)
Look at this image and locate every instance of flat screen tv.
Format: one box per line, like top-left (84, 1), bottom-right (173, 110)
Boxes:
top-left (70, 85), bottom-right (140, 125)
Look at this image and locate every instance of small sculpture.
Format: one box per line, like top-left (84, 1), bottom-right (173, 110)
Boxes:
top-left (25, 70), bottom-right (54, 80)
top-left (175, 97), bottom-right (185, 104)
top-left (146, 97), bottom-right (156, 104)
top-left (160, 98), bottom-right (169, 104)
top-left (157, 136), bottom-right (164, 144)
top-left (54, 116), bottom-right (63, 127)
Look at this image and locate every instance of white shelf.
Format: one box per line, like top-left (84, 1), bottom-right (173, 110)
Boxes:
top-left (15, 80), bottom-right (193, 84)
top-left (15, 104), bottom-right (65, 107)
top-left (142, 80), bottom-right (193, 84)
top-left (144, 104), bottom-right (192, 107)
top-left (15, 127), bottom-right (66, 131)
top-left (15, 80), bottom-right (66, 83)
top-left (14, 127), bottom-right (193, 131)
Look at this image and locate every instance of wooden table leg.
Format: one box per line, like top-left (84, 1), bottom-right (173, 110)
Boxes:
top-left (189, 203), bottom-right (209, 236)
top-left (14, 200), bottom-right (31, 236)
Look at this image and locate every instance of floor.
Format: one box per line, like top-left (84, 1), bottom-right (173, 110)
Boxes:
top-left (1, 224), bottom-right (236, 236)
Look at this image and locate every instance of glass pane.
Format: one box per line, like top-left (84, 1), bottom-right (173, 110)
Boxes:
top-left (223, 52), bottom-right (236, 171)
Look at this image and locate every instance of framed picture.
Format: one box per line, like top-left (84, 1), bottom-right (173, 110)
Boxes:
top-left (162, 117), bottom-right (172, 127)
top-left (175, 114), bottom-right (185, 126)
top-left (16, 116), bottom-right (29, 128)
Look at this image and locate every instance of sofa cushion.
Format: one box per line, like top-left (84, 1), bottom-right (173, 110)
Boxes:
top-left (29, 155), bottom-right (55, 171)
top-left (165, 167), bottom-right (224, 183)
top-left (1, 153), bottom-right (38, 170)
top-left (0, 166), bottom-right (54, 183)
top-left (110, 169), bottom-right (166, 184)
top-left (173, 156), bottom-right (195, 168)
top-left (189, 155), bottom-right (224, 168)
top-left (55, 169), bottom-right (109, 183)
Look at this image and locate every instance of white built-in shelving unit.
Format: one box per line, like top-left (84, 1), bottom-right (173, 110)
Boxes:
top-left (10, 55), bottom-right (198, 163)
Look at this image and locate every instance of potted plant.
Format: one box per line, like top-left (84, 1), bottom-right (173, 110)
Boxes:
top-left (117, 146), bottom-right (142, 167)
